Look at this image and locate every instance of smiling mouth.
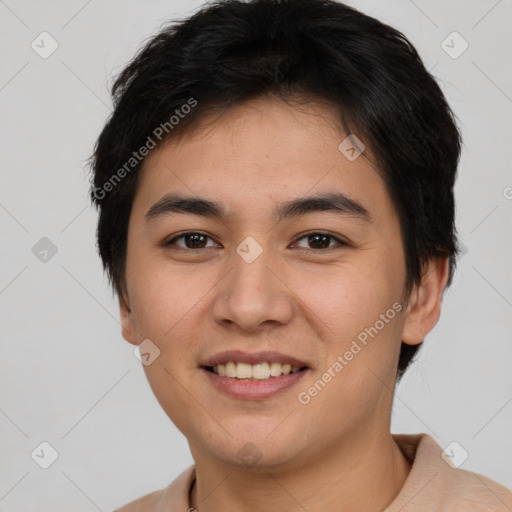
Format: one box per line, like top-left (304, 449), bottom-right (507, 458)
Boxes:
top-left (203, 361), bottom-right (309, 380)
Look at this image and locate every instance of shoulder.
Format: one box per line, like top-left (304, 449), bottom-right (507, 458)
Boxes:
top-left (437, 459), bottom-right (512, 511)
top-left (388, 433), bottom-right (512, 511)
top-left (114, 489), bottom-right (164, 512)
top-left (113, 465), bottom-right (196, 512)
top-left (450, 469), bottom-right (512, 510)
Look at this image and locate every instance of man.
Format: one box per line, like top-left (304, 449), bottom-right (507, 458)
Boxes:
top-left (89, 0), bottom-right (512, 510)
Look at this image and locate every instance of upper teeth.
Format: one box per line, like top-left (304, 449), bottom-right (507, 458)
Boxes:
top-left (212, 362), bottom-right (302, 379)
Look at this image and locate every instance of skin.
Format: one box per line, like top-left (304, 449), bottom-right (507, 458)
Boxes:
top-left (119, 95), bottom-right (450, 511)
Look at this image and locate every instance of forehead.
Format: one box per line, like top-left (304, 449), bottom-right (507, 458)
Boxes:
top-left (132, 96), bottom-right (391, 221)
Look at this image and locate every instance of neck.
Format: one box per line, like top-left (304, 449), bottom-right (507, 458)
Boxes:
top-left (189, 427), bottom-right (411, 512)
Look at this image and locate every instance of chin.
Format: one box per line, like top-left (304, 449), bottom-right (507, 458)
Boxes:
top-left (201, 427), bottom-right (307, 470)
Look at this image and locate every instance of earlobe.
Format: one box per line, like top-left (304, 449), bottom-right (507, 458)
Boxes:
top-left (119, 291), bottom-right (138, 346)
top-left (401, 257), bottom-right (450, 346)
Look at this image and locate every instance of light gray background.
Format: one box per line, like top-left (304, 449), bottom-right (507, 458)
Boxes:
top-left (1, 0), bottom-right (511, 510)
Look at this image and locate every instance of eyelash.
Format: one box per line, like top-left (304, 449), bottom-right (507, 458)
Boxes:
top-left (162, 231), bottom-right (349, 253)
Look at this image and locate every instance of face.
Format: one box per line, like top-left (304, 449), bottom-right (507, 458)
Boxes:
top-left (120, 96), bottom-right (423, 470)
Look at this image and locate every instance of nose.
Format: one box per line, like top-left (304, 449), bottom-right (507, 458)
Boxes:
top-left (211, 242), bottom-right (295, 332)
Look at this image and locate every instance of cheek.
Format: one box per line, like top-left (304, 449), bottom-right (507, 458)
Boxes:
top-left (127, 258), bottom-right (198, 341)
top-left (292, 259), bottom-right (403, 372)
top-left (293, 262), bottom-right (383, 337)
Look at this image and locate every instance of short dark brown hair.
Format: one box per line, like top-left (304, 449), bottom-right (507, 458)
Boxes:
top-left (88, 0), bottom-right (462, 380)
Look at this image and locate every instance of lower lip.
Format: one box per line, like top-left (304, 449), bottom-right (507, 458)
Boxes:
top-left (201, 368), bottom-right (309, 400)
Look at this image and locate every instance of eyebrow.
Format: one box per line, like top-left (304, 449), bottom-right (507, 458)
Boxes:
top-left (145, 192), bottom-right (372, 224)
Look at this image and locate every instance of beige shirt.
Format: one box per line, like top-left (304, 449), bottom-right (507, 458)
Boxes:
top-left (114, 433), bottom-right (512, 511)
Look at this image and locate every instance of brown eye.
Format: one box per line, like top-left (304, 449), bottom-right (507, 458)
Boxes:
top-left (294, 232), bottom-right (348, 251)
top-left (164, 232), bottom-right (218, 250)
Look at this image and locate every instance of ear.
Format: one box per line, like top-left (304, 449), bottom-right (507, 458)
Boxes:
top-left (119, 290), bottom-right (138, 346)
top-left (401, 256), bottom-right (451, 346)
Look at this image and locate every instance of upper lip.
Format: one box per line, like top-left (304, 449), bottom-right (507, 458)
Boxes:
top-left (200, 350), bottom-right (310, 368)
